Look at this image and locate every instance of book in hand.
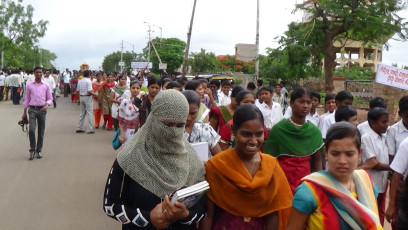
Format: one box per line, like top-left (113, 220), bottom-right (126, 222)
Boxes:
top-left (170, 181), bottom-right (209, 208)
top-left (190, 142), bottom-right (209, 161)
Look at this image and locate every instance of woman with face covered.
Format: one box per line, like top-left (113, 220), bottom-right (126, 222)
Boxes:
top-left (103, 90), bottom-right (206, 230)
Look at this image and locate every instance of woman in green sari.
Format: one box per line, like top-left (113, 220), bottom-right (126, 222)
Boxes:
top-left (264, 87), bottom-right (324, 193)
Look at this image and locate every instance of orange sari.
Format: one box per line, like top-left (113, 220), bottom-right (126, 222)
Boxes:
top-left (206, 148), bottom-right (292, 229)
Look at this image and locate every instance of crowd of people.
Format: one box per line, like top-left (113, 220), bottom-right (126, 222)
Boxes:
top-left (2, 66), bottom-right (408, 229)
top-left (96, 72), bottom-right (407, 230)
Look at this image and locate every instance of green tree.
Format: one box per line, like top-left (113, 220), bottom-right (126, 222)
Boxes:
top-left (142, 37), bottom-right (186, 73)
top-left (102, 51), bottom-right (143, 72)
top-left (0, 0), bottom-right (48, 68)
top-left (295, 0), bottom-right (408, 93)
top-left (189, 48), bottom-right (217, 73)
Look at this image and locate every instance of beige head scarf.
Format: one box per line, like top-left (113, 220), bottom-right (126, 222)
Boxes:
top-left (117, 89), bottom-right (205, 197)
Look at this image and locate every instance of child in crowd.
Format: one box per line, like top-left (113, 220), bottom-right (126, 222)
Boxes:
top-left (217, 80), bottom-right (232, 106)
top-left (358, 97), bottom-right (387, 136)
top-left (318, 93), bottom-right (336, 130)
top-left (118, 80), bottom-right (142, 146)
top-left (360, 107), bottom-right (390, 226)
top-left (321, 91), bottom-right (353, 138)
top-left (272, 83), bottom-right (285, 110)
top-left (307, 91), bottom-right (321, 126)
top-left (166, 81), bottom-right (182, 91)
top-left (257, 85), bottom-right (283, 130)
top-left (387, 95), bottom-right (408, 158)
top-left (386, 95), bottom-right (408, 229)
top-left (334, 106), bottom-right (358, 126)
top-left (208, 79), bottom-right (220, 104)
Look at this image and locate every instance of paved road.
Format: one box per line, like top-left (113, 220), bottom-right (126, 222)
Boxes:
top-left (0, 96), bottom-right (119, 229)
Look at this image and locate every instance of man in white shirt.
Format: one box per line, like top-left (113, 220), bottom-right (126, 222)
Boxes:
top-left (63, 68), bottom-right (71, 97)
top-left (43, 70), bottom-right (57, 108)
top-left (217, 80), bottom-right (232, 106)
top-left (76, 70), bottom-right (96, 134)
top-left (321, 90), bottom-right (353, 138)
top-left (9, 70), bottom-right (23, 105)
top-left (257, 86), bottom-right (283, 130)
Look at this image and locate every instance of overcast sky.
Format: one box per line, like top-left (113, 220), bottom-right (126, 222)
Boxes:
top-left (23, 0), bottom-right (408, 71)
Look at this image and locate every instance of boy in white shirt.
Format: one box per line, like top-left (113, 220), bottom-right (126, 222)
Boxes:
top-left (320, 90), bottom-right (353, 138)
top-left (217, 80), bottom-right (231, 106)
top-left (358, 97), bottom-right (387, 136)
top-left (386, 96), bottom-right (408, 158)
top-left (256, 85), bottom-right (283, 130)
top-left (360, 107), bottom-right (391, 226)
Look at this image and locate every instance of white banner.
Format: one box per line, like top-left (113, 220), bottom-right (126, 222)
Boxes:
top-left (376, 64), bottom-right (408, 90)
top-left (131, 62), bottom-right (152, 69)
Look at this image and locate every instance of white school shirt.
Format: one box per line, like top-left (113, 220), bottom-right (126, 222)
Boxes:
top-left (361, 128), bottom-right (389, 193)
top-left (390, 137), bottom-right (408, 180)
top-left (386, 119), bottom-right (408, 156)
top-left (321, 111), bottom-right (336, 138)
top-left (217, 92), bottom-right (231, 106)
top-left (283, 106), bottom-right (292, 118)
top-left (257, 101), bottom-right (283, 130)
top-left (357, 121), bottom-right (371, 137)
top-left (306, 110), bottom-right (320, 127)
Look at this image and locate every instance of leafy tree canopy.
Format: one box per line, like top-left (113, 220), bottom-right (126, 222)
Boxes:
top-left (0, 0), bottom-right (51, 69)
top-left (290, 0), bottom-right (408, 93)
top-left (188, 48), bottom-right (218, 73)
top-left (142, 37), bottom-right (186, 73)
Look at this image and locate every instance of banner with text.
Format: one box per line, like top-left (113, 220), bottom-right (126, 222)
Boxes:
top-left (131, 62), bottom-right (152, 69)
top-left (376, 64), bottom-right (408, 90)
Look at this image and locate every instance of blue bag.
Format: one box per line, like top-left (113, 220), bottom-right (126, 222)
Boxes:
top-left (112, 129), bottom-right (121, 150)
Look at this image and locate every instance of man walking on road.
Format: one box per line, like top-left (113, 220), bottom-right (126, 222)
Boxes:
top-left (62, 68), bottom-right (71, 97)
top-left (22, 67), bottom-right (53, 160)
top-left (76, 70), bottom-right (96, 134)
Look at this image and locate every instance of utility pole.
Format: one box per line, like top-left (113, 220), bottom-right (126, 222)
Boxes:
top-left (255, 0), bottom-right (260, 80)
top-left (144, 22), bottom-right (152, 70)
top-left (181, 0), bottom-right (197, 77)
top-left (120, 40), bottom-right (124, 72)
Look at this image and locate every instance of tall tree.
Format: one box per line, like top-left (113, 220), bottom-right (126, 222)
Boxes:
top-left (295, 0), bottom-right (408, 93)
top-left (142, 37), bottom-right (186, 73)
top-left (188, 48), bottom-right (218, 73)
top-left (0, 0), bottom-right (48, 68)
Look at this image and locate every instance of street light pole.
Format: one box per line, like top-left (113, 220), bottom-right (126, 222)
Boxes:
top-left (182, 0), bottom-right (198, 77)
top-left (255, 0), bottom-right (260, 80)
top-left (120, 40), bottom-right (124, 72)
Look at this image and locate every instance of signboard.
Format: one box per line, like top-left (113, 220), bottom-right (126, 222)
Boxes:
top-left (159, 63), bottom-right (167, 70)
top-left (118, 61), bottom-right (125, 67)
top-left (131, 62), bottom-right (153, 69)
top-left (376, 64), bottom-right (408, 90)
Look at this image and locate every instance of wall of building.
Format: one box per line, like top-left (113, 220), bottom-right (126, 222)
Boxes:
top-left (235, 44), bottom-right (256, 63)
